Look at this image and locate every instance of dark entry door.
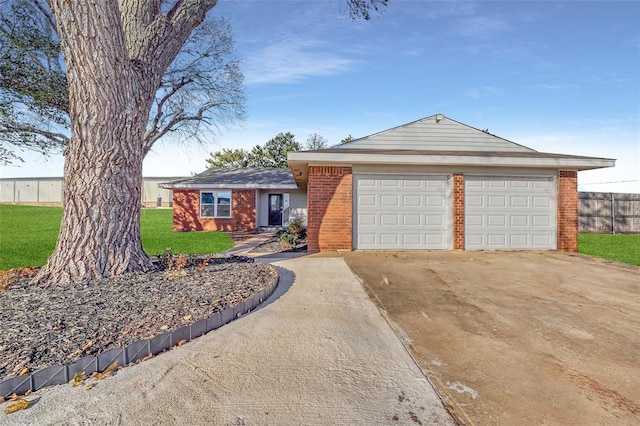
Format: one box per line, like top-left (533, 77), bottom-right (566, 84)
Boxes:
top-left (268, 194), bottom-right (283, 226)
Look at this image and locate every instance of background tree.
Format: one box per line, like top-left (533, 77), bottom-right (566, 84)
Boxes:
top-left (206, 147), bottom-right (251, 168)
top-left (18, 0), bottom-right (386, 285)
top-left (0, 0), bottom-right (68, 164)
top-left (207, 132), bottom-right (302, 169)
top-left (0, 0), bottom-right (244, 164)
top-left (340, 134), bottom-right (354, 144)
top-left (250, 132), bottom-right (302, 168)
top-left (306, 133), bottom-right (328, 150)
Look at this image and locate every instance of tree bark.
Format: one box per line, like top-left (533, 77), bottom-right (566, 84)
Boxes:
top-left (35, 0), bottom-right (216, 284)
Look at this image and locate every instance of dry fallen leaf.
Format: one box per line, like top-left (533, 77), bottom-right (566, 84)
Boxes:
top-left (81, 341), bottom-right (93, 351)
top-left (9, 393), bottom-right (19, 401)
top-left (94, 361), bottom-right (119, 380)
top-left (141, 353), bottom-right (153, 362)
top-left (18, 368), bottom-right (29, 376)
top-left (71, 371), bottom-right (87, 387)
top-left (177, 339), bottom-right (187, 346)
top-left (182, 315), bottom-right (192, 321)
top-left (4, 398), bottom-right (30, 414)
top-left (84, 383), bottom-right (96, 390)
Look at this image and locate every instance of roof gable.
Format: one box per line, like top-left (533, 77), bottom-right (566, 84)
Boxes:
top-left (339, 114), bottom-right (535, 153)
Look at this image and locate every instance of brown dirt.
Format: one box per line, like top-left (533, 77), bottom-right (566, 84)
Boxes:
top-left (343, 251), bottom-right (640, 426)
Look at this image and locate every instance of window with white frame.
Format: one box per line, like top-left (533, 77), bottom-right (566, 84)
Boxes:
top-left (200, 191), bottom-right (232, 218)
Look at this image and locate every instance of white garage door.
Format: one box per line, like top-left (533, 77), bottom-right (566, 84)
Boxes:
top-left (354, 175), bottom-right (451, 249)
top-left (465, 176), bottom-right (556, 250)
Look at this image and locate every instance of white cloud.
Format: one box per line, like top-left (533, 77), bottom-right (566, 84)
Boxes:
top-left (242, 38), bottom-right (360, 85)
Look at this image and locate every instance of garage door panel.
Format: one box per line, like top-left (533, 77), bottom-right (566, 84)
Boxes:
top-left (510, 234), bottom-right (528, 246)
top-left (510, 196), bottom-right (529, 208)
top-left (359, 214), bottom-right (376, 226)
top-left (425, 214), bottom-right (444, 226)
top-left (466, 176), bottom-right (555, 250)
top-left (488, 180), bottom-right (508, 188)
top-left (510, 215), bottom-right (529, 227)
top-left (380, 214), bottom-right (399, 226)
top-left (380, 179), bottom-right (400, 188)
top-left (426, 195), bottom-right (444, 207)
top-left (510, 180), bottom-right (528, 188)
top-left (380, 233), bottom-right (399, 245)
top-left (488, 215), bottom-right (506, 227)
top-left (488, 196), bottom-right (507, 207)
top-left (403, 195), bottom-right (421, 206)
top-left (380, 194), bottom-right (399, 206)
top-left (402, 180), bottom-right (422, 188)
top-left (487, 234), bottom-right (506, 246)
top-left (533, 234), bottom-right (552, 246)
top-left (358, 233), bottom-right (376, 245)
top-left (403, 214), bottom-right (421, 226)
top-left (355, 175), bottom-right (450, 249)
top-left (532, 215), bottom-right (550, 227)
top-left (533, 196), bottom-right (551, 208)
top-left (359, 194), bottom-right (376, 206)
top-left (533, 180), bottom-right (552, 189)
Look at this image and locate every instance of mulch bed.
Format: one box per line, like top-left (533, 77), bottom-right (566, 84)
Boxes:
top-left (0, 255), bottom-right (276, 382)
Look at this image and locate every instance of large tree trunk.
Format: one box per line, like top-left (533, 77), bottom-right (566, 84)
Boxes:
top-left (35, 0), bottom-right (215, 284)
top-left (35, 1), bottom-right (160, 284)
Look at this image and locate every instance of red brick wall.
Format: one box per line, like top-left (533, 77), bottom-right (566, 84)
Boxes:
top-left (557, 171), bottom-right (578, 252)
top-left (453, 174), bottom-right (465, 251)
top-left (307, 166), bottom-right (353, 252)
top-left (172, 189), bottom-right (256, 232)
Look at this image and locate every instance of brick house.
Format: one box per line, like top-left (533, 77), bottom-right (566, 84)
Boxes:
top-left (164, 114), bottom-right (614, 252)
top-left (161, 168), bottom-right (307, 232)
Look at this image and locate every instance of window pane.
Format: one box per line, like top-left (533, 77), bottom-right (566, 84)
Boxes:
top-left (201, 204), bottom-right (215, 217)
top-left (217, 192), bottom-right (231, 206)
top-left (217, 204), bottom-right (231, 217)
top-left (201, 192), bottom-right (214, 204)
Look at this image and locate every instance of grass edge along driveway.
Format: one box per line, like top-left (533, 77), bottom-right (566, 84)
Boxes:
top-left (0, 204), bottom-right (233, 270)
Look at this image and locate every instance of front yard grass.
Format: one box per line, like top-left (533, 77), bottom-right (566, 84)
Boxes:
top-left (0, 204), bottom-right (233, 270)
top-left (579, 233), bottom-right (640, 266)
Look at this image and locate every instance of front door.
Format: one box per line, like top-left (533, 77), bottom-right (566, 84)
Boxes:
top-left (268, 194), bottom-right (283, 226)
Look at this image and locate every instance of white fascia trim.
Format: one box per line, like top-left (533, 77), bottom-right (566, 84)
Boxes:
top-left (160, 183), bottom-right (299, 190)
top-left (288, 152), bottom-right (615, 171)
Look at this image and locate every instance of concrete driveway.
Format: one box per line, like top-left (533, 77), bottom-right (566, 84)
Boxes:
top-left (343, 251), bottom-right (640, 425)
top-left (2, 257), bottom-right (453, 425)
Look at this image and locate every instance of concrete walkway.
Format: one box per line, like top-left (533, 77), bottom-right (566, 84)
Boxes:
top-left (3, 257), bottom-right (453, 425)
top-left (224, 230), bottom-right (278, 256)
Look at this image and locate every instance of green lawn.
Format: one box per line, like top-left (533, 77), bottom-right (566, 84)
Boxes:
top-left (0, 204), bottom-right (233, 270)
top-left (579, 233), bottom-right (640, 266)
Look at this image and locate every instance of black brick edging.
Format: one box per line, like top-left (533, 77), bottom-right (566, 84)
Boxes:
top-left (0, 268), bottom-right (279, 398)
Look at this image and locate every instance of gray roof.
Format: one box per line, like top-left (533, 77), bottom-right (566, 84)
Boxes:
top-left (160, 167), bottom-right (298, 189)
top-left (338, 114), bottom-right (535, 152)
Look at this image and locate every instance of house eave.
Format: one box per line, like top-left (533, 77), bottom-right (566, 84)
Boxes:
top-left (287, 151), bottom-right (615, 187)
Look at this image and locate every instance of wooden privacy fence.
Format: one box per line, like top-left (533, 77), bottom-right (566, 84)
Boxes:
top-left (579, 192), bottom-right (640, 234)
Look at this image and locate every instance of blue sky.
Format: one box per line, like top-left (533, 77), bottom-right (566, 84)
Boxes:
top-left (4, 0), bottom-right (639, 192)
